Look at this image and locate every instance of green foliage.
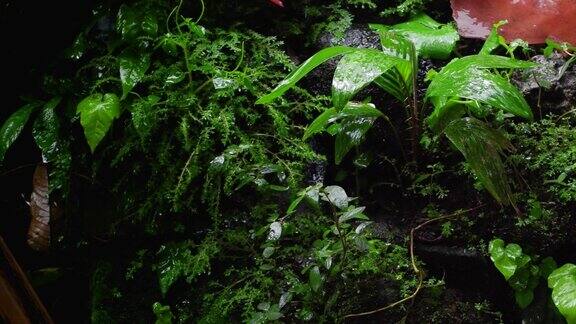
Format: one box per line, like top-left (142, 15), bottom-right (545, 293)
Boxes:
top-left (153, 302), bottom-right (174, 324)
top-left (0, 102), bottom-right (40, 163)
top-left (380, 0), bottom-right (431, 17)
top-left (77, 93), bottom-right (121, 152)
top-left (548, 264), bottom-right (576, 324)
top-left (370, 13), bottom-right (459, 59)
top-left (489, 238), bottom-right (557, 309)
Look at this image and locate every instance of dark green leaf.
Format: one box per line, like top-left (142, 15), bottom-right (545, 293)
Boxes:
top-left (256, 46), bottom-right (357, 104)
top-left (334, 114), bottom-right (376, 165)
top-left (515, 290), bottom-right (534, 309)
top-left (338, 206), bottom-right (368, 223)
top-left (77, 93), bottom-right (121, 152)
top-left (303, 108), bottom-right (337, 140)
top-left (0, 103), bottom-right (40, 163)
top-left (152, 302), bottom-right (173, 324)
top-left (445, 118), bottom-right (514, 204)
top-left (548, 263), bottom-right (576, 324)
top-left (117, 5), bottom-right (139, 41)
top-left (309, 266), bottom-right (322, 292)
top-left (119, 50), bottom-right (151, 99)
top-left (32, 98), bottom-right (71, 193)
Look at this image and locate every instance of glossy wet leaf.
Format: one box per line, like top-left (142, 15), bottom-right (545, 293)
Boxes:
top-left (489, 239), bottom-right (530, 280)
top-left (77, 93), bottom-right (121, 152)
top-left (445, 118), bottom-right (514, 204)
top-left (303, 102), bottom-right (382, 140)
top-left (119, 50), bottom-right (151, 99)
top-left (371, 13), bottom-right (459, 59)
top-left (338, 206), bottom-right (368, 223)
top-left (309, 266), bottom-right (322, 292)
top-left (427, 55), bottom-right (535, 130)
top-left (548, 263), bottom-right (576, 324)
top-left (32, 98), bottom-right (71, 192)
top-left (332, 49), bottom-right (408, 109)
top-left (268, 222), bottom-right (282, 240)
top-left (480, 21), bottom-right (508, 55)
top-left (256, 46), bottom-right (357, 104)
top-left (334, 115), bottom-right (376, 165)
top-left (117, 5), bottom-right (139, 41)
top-left (0, 102), bottom-right (40, 163)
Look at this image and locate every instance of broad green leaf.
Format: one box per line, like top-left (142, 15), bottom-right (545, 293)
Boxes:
top-left (119, 50), bottom-right (151, 99)
top-left (427, 55), bottom-right (535, 130)
top-left (322, 186), bottom-right (350, 210)
top-left (77, 93), bottom-right (121, 152)
top-left (489, 239), bottom-right (530, 280)
top-left (309, 266), bottom-right (322, 292)
top-left (32, 98), bottom-right (71, 192)
top-left (445, 118), bottom-right (513, 204)
top-left (540, 257), bottom-right (558, 278)
top-left (371, 14), bottom-right (459, 59)
top-left (332, 49), bottom-right (408, 109)
top-left (480, 20), bottom-right (507, 55)
top-left (548, 264), bottom-right (576, 324)
top-left (0, 102), bottom-right (40, 163)
top-left (338, 206), bottom-right (368, 223)
top-left (256, 46), bottom-right (357, 104)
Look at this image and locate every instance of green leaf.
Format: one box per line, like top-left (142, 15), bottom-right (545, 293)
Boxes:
top-left (338, 206), bottom-right (368, 223)
top-left (309, 266), bottom-right (322, 292)
top-left (262, 247), bottom-right (275, 258)
top-left (256, 46), bottom-right (357, 104)
top-left (548, 264), bottom-right (576, 324)
top-left (334, 115), bottom-right (376, 165)
top-left (332, 49), bottom-right (408, 109)
top-left (426, 55), bottom-right (535, 130)
top-left (540, 257), bottom-right (558, 278)
top-left (0, 103), bottom-right (40, 163)
top-left (489, 239), bottom-right (530, 280)
top-left (119, 50), bottom-right (151, 99)
top-left (152, 302), bottom-right (173, 324)
top-left (117, 5), bottom-right (139, 41)
top-left (32, 98), bottom-right (71, 192)
top-left (480, 20), bottom-right (507, 55)
top-left (371, 13), bottom-right (459, 59)
top-left (303, 108), bottom-right (338, 140)
top-left (322, 186), bottom-right (350, 210)
top-left (444, 118), bottom-right (513, 204)
top-left (77, 93), bottom-right (121, 152)
top-left (515, 290), bottom-right (534, 309)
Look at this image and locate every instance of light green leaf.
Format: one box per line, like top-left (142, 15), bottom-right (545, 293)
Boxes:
top-left (548, 264), bottom-right (576, 324)
top-left (322, 185), bottom-right (350, 210)
top-left (0, 102), bottom-right (41, 163)
top-left (77, 93), bottom-right (121, 152)
top-left (309, 266), bottom-right (322, 292)
top-left (371, 13), bottom-right (459, 59)
top-left (332, 49), bottom-right (408, 109)
top-left (119, 50), bottom-right (151, 99)
top-left (256, 46), bottom-right (357, 104)
top-left (480, 20), bottom-right (507, 55)
top-left (445, 118), bottom-right (513, 204)
top-left (427, 55), bottom-right (535, 130)
top-left (262, 247), bottom-right (275, 258)
top-left (489, 239), bottom-right (530, 280)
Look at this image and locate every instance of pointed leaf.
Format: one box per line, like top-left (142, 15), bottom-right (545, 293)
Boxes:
top-left (445, 118), bottom-right (513, 204)
top-left (119, 50), bottom-right (151, 99)
top-left (77, 93), bottom-right (121, 152)
top-left (0, 103), bottom-right (40, 162)
top-left (303, 108), bottom-right (338, 140)
top-left (548, 264), bottom-right (576, 324)
top-left (332, 49), bottom-right (408, 109)
top-left (256, 46), bottom-right (357, 104)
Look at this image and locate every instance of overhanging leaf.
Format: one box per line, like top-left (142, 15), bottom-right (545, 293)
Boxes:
top-left (444, 118), bottom-right (514, 204)
top-left (371, 13), bottom-right (459, 59)
top-left (119, 50), bottom-right (151, 99)
top-left (0, 102), bottom-right (41, 163)
top-left (332, 49), bottom-right (408, 109)
top-left (548, 263), bottom-right (576, 324)
top-left (77, 93), bottom-right (121, 152)
top-left (256, 46), bottom-right (357, 105)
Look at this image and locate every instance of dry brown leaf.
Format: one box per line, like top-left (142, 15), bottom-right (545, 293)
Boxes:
top-left (28, 163), bottom-right (50, 252)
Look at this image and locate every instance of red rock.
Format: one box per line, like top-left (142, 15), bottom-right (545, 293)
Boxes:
top-left (451, 0), bottom-right (576, 44)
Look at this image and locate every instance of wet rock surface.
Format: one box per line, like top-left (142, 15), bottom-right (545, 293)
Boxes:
top-left (514, 53), bottom-right (576, 115)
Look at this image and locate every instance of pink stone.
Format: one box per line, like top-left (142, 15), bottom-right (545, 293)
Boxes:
top-left (451, 0), bottom-right (576, 44)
